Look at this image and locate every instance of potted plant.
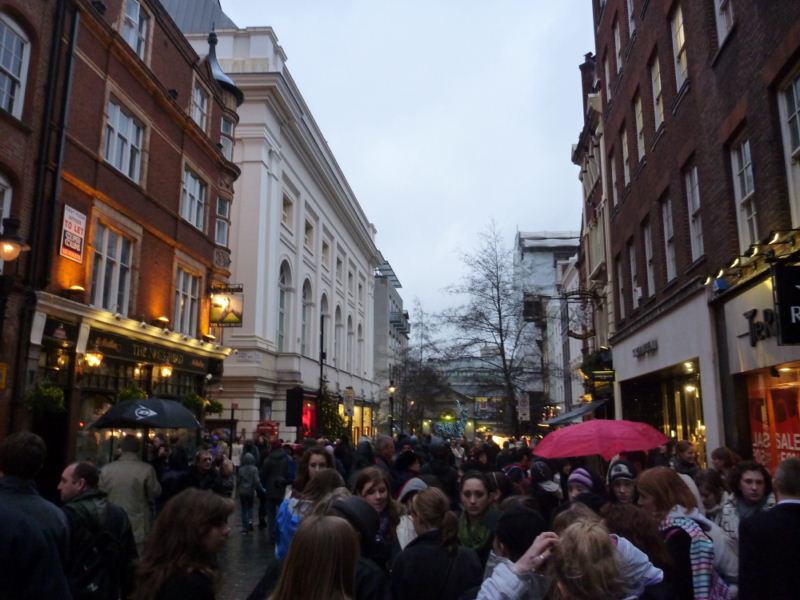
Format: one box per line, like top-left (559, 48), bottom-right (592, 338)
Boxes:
top-left (116, 384), bottom-right (148, 403)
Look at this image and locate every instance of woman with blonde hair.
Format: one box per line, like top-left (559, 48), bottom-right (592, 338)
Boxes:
top-left (550, 519), bottom-right (625, 600)
top-left (637, 467), bottom-right (732, 599)
top-left (268, 515), bottom-right (360, 600)
top-left (133, 488), bottom-right (234, 599)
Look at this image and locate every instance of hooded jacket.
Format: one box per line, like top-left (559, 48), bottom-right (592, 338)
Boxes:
top-left (237, 453), bottom-right (264, 498)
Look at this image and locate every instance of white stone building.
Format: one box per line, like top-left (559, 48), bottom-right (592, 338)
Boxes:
top-left (173, 16), bottom-right (381, 439)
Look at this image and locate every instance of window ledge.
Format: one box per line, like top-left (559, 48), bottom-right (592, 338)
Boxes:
top-left (633, 157), bottom-right (647, 181)
top-left (650, 123), bottom-right (666, 152)
top-left (671, 79), bottom-right (691, 116)
top-left (0, 110), bottom-right (32, 134)
top-left (711, 23), bottom-right (737, 68)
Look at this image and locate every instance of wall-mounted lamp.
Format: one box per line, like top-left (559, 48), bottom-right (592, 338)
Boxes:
top-left (202, 333), bottom-right (217, 343)
top-left (153, 315), bottom-right (170, 327)
top-left (159, 364), bottom-right (173, 378)
top-left (84, 347), bottom-right (104, 368)
top-left (0, 218), bottom-right (31, 262)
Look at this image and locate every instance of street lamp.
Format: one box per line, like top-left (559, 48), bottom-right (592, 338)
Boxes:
top-left (388, 380), bottom-right (396, 435)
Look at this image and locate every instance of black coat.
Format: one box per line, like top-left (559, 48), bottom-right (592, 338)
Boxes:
top-left (391, 530), bottom-right (482, 600)
top-left (739, 501), bottom-right (800, 600)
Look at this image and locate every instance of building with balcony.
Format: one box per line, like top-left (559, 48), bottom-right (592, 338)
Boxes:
top-left (167, 4), bottom-right (383, 440)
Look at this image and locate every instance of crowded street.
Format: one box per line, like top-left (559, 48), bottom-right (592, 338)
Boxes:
top-left (3, 0), bottom-right (800, 598)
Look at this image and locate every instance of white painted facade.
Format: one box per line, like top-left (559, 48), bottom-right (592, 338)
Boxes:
top-left (611, 291), bottom-right (724, 452)
top-left (184, 28), bottom-right (381, 439)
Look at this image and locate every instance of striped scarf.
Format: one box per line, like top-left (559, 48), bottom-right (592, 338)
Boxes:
top-left (661, 512), bottom-right (730, 600)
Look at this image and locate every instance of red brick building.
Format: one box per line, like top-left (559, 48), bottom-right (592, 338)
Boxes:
top-left (0, 0), bottom-right (242, 482)
top-left (592, 0), bottom-right (800, 465)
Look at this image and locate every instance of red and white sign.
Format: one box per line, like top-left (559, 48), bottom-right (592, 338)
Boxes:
top-left (60, 205), bottom-right (86, 263)
top-left (257, 420), bottom-right (279, 438)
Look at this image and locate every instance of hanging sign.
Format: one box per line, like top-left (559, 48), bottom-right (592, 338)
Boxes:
top-left (59, 205), bottom-right (86, 263)
top-left (210, 283), bottom-right (244, 327)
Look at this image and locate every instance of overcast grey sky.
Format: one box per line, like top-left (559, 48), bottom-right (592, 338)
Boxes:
top-left (222, 1), bottom-right (594, 313)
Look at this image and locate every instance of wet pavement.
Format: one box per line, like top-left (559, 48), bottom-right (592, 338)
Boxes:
top-left (217, 501), bottom-right (276, 600)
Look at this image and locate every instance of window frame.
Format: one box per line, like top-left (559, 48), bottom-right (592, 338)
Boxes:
top-left (0, 14), bottom-right (31, 119)
top-left (277, 261), bottom-right (292, 352)
top-left (604, 54), bottom-right (613, 102)
top-left (180, 167), bottom-right (207, 231)
top-left (103, 98), bottom-right (144, 182)
top-left (300, 279), bottom-right (312, 356)
top-left (643, 220), bottom-right (655, 296)
top-left (671, 5), bottom-right (688, 90)
top-left (621, 127), bottom-right (630, 185)
top-left (661, 198), bottom-right (677, 282)
top-left (627, 0), bottom-right (636, 37)
top-left (610, 152), bottom-right (619, 206)
top-left (304, 219), bottom-right (314, 252)
top-left (628, 239), bottom-right (639, 307)
top-left (731, 139), bottom-right (757, 252)
top-left (190, 80), bottom-right (210, 132)
top-left (220, 116), bottom-right (235, 161)
top-left (281, 194), bottom-right (294, 231)
top-left (121, 0), bottom-right (150, 61)
top-left (0, 174), bottom-right (12, 274)
top-left (613, 20), bottom-right (622, 73)
top-left (616, 256), bottom-right (626, 320)
top-left (174, 265), bottom-right (201, 336)
top-left (651, 56), bottom-right (664, 130)
top-left (215, 197), bottom-right (231, 247)
top-left (779, 71), bottom-right (800, 227)
top-left (634, 95), bottom-right (645, 161)
top-left (90, 222), bottom-right (134, 315)
top-left (684, 164), bottom-right (704, 261)
top-left (714, 0), bottom-right (734, 47)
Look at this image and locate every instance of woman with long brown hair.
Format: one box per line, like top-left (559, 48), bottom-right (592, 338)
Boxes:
top-left (292, 445), bottom-right (334, 494)
top-left (133, 488), bottom-right (234, 600)
top-left (269, 515), bottom-right (360, 600)
top-left (392, 487), bottom-right (483, 600)
top-left (458, 471), bottom-right (501, 566)
top-left (352, 466), bottom-right (400, 569)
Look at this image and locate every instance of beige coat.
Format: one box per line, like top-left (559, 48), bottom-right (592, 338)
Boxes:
top-left (99, 451), bottom-right (161, 551)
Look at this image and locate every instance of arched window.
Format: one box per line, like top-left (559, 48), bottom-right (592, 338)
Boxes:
top-left (357, 323), bottom-right (364, 375)
top-left (334, 306), bottom-right (342, 366)
top-left (320, 294), bottom-right (329, 361)
top-left (277, 261), bottom-right (292, 352)
top-left (0, 15), bottom-right (31, 119)
top-left (300, 279), bottom-right (312, 355)
top-left (346, 316), bottom-right (354, 372)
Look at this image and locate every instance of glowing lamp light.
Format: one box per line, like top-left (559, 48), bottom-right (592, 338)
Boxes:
top-left (0, 218), bottom-right (31, 262)
top-left (159, 364), bottom-right (173, 378)
top-left (68, 284), bottom-right (85, 292)
top-left (684, 384), bottom-right (697, 393)
top-left (84, 348), bottom-right (103, 368)
top-left (156, 316), bottom-right (170, 325)
top-left (211, 293), bottom-right (230, 310)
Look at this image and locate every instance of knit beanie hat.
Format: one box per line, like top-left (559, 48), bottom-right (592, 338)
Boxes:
top-left (607, 460), bottom-right (636, 485)
top-left (495, 506), bottom-right (547, 562)
top-left (530, 461), bottom-right (553, 484)
top-left (568, 467), bottom-right (594, 491)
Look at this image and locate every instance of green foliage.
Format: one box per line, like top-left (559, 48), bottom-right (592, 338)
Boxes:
top-left (116, 384), bottom-right (147, 403)
top-left (24, 379), bottom-right (66, 415)
top-left (206, 399), bottom-right (224, 414)
top-left (182, 392), bottom-right (206, 418)
top-left (317, 386), bottom-right (348, 441)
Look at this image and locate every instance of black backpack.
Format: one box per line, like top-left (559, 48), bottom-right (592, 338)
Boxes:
top-left (64, 504), bottom-right (128, 600)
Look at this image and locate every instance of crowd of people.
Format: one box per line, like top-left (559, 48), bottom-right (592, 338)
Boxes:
top-left (1, 428), bottom-right (799, 599)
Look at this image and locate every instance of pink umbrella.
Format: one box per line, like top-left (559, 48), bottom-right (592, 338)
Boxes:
top-left (533, 419), bottom-right (668, 461)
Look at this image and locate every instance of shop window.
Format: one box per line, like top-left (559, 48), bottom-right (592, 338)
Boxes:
top-left (0, 13), bottom-right (31, 119)
top-left (745, 371), bottom-right (800, 472)
top-left (91, 223), bottom-right (133, 315)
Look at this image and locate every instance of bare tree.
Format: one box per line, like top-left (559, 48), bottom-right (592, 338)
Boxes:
top-left (439, 221), bottom-right (533, 435)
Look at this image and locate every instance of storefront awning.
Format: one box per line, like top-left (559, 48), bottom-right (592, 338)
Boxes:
top-left (543, 399), bottom-right (608, 426)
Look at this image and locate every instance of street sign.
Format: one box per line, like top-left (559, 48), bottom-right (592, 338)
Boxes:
top-left (772, 263), bottom-right (800, 344)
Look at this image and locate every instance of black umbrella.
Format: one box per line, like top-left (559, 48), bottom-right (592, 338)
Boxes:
top-left (92, 397), bottom-right (201, 429)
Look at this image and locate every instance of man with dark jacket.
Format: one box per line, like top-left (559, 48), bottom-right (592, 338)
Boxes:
top-left (739, 457), bottom-right (800, 600)
top-left (59, 461), bottom-right (138, 599)
top-left (259, 441), bottom-right (289, 537)
top-left (420, 443), bottom-right (459, 508)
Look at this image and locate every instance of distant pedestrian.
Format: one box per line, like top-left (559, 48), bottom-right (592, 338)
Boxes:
top-left (99, 434), bottom-right (161, 555)
top-left (59, 461), bottom-right (138, 599)
top-left (133, 488), bottom-right (234, 600)
top-left (237, 452), bottom-right (265, 533)
top-left (259, 440), bottom-right (289, 535)
top-left (672, 440), bottom-right (700, 479)
top-left (268, 515), bottom-right (360, 600)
